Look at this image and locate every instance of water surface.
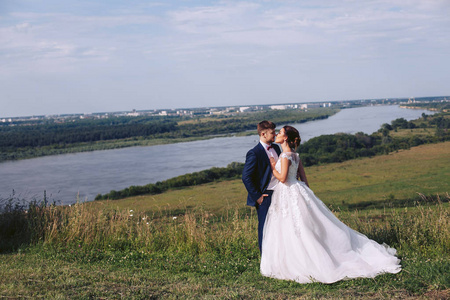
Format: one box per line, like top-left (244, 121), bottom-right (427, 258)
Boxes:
top-left (0, 105), bottom-right (433, 204)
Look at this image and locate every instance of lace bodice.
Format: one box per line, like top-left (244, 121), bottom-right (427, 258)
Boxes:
top-left (275, 152), bottom-right (300, 184)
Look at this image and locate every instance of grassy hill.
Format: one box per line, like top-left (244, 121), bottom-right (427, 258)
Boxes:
top-left (90, 141), bottom-right (450, 214)
top-left (0, 142), bottom-right (448, 299)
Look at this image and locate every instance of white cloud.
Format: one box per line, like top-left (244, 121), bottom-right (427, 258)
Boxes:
top-left (161, 0), bottom-right (450, 56)
top-left (0, 0), bottom-right (449, 117)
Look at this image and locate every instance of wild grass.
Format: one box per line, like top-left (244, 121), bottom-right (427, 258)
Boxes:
top-left (2, 193), bottom-right (448, 258)
top-left (339, 193), bottom-right (449, 257)
top-left (389, 127), bottom-right (435, 138)
top-left (1, 142), bottom-right (449, 298)
top-left (0, 192), bottom-right (448, 298)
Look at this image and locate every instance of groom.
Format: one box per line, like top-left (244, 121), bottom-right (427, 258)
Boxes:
top-left (242, 120), bottom-right (281, 252)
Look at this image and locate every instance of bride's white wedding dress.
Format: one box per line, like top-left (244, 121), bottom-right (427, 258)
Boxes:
top-left (260, 152), bottom-right (401, 284)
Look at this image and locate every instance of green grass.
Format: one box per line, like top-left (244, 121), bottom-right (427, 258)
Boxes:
top-left (310, 141), bottom-right (450, 207)
top-left (2, 248), bottom-right (447, 299)
top-left (1, 197), bottom-right (448, 299)
top-left (389, 127), bottom-right (434, 138)
top-left (1, 142), bottom-right (449, 299)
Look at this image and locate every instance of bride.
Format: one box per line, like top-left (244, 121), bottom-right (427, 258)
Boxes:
top-left (260, 125), bottom-right (401, 284)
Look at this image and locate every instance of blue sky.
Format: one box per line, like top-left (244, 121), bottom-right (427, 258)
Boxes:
top-left (1, 0), bottom-right (449, 117)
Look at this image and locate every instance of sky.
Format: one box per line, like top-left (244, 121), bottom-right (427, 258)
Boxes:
top-left (1, 0), bottom-right (449, 118)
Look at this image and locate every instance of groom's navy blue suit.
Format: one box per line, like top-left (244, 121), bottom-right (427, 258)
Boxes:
top-left (242, 142), bottom-right (281, 252)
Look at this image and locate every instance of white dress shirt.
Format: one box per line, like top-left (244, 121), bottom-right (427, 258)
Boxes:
top-left (260, 141), bottom-right (279, 190)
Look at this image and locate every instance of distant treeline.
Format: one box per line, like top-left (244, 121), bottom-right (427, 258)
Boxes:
top-left (0, 119), bottom-right (178, 148)
top-left (95, 162), bottom-right (244, 200)
top-left (0, 108), bottom-right (336, 162)
top-left (96, 113), bottom-right (449, 201)
top-left (403, 102), bottom-right (450, 111)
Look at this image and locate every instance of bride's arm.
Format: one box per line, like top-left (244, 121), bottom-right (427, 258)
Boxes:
top-left (270, 156), bottom-right (290, 183)
top-left (297, 158), bottom-right (309, 187)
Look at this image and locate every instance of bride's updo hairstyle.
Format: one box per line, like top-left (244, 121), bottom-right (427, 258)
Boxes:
top-left (283, 125), bottom-right (301, 150)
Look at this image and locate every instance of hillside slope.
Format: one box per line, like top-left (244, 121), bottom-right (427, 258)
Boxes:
top-left (91, 141), bottom-right (450, 213)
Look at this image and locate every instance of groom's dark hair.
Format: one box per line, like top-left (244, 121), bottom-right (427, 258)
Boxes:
top-left (257, 120), bottom-right (276, 136)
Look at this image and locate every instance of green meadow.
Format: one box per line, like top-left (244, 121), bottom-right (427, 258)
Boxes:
top-left (0, 142), bottom-right (449, 299)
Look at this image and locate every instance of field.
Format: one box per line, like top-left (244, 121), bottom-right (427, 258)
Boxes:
top-left (0, 142), bottom-right (449, 299)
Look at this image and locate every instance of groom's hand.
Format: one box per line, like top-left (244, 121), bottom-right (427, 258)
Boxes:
top-left (257, 194), bottom-right (268, 205)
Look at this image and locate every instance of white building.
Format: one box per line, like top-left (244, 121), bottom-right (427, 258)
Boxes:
top-left (177, 110), bottom-right (192, 116)
top-left (270, 105), bottom-right (287, 110)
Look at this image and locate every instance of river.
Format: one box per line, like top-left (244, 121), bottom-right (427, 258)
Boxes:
top-left (0, 105), bottom-right (434, 205)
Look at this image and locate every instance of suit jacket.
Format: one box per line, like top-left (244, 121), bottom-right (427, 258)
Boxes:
top-left (242, 143), bottom-right (281, 207)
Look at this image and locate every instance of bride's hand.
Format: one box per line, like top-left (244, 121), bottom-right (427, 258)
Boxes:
top-left (269, 157), bottom-right (276, 170)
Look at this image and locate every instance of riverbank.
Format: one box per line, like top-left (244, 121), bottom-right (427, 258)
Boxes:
top-left (0, 105), bottom-right (439, 205)
top-left (0, 108), bottom-right (337, 163)
top-left (94, 111), bottom-right (449, 201)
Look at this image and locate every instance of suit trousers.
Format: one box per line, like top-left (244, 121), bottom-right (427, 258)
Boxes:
top-left (256, 190), bottom-right (273, 253)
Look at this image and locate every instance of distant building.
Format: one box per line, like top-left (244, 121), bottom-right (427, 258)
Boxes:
top-left (239, 106), bottom-right (250, 112)
top-left (177, 110), bottom-right (192, 116)
top-left (127, 109), bottom-right (140, 117)
top-left (270, 105), bottom-right (287, 110)
top-left (209, 108), bottom-right (226, 115)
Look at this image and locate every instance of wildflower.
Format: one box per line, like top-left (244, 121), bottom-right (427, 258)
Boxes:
top-left (173, 216), bottom-right (177, 220)
top-left (130, 214), bottom-right (133, 217)
top-left (146, 222), bottom-right (149, 225)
